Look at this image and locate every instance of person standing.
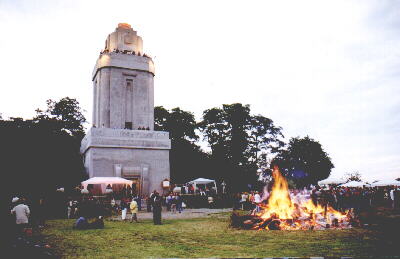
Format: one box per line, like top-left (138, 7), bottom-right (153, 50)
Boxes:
top-left (67, 198), bottom-right (74, 219)
top-left (241, 192), bottom-right (247, 210)
top-left (176, 193), bottom-right (183, 213)
top-left (254, 191), bottom-right (261, 212)
top-left (149, 190), bottom-right (157, 211)
top-left (166, 193), bottom-right (173, 211)
top-left (152, 192), bottom-right (162, 225)
top-left (11, 198), bottom-right (30, 236)
top-left (121, 198), bottom-right (128, 221)
top-left (390, 188), bottom-right (395, 209)
top-left (130, 198), bottom-right (138, 223)
top-left (221, 180), bottom-right (227, 194)
top-left (110, 198), bottom-right (117, 214)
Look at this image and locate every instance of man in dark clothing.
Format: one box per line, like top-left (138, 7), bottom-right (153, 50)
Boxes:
top-left (152, 192), bottom-right (162, 225)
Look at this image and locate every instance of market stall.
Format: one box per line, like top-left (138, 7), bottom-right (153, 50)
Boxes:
top-left (370, 179), bottom-right (400, 187)
top-left (339, 181), bottom-right (369, 188)
top-left (81, 177), bottom-right (133, 195)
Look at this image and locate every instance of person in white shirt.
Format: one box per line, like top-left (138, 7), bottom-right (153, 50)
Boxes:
top-left (390, 188), bottom-right (395, 209)
top-left (11, 199), bottom-right (30, 235)
top-left (241, 193), bottom-right (248, 210)
top-left (253, 191), bottom-right (261, 212)
top-left (67, 199), bottom-right (73, 219)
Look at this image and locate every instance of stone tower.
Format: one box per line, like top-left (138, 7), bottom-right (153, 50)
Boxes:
top-left (80, 23), bottom-right (171, 196)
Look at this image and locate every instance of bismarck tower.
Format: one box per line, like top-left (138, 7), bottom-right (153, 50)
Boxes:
top-left (80, 23), bottom-right (171, 196)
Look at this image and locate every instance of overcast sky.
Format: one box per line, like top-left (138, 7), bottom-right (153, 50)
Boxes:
top-left (0, 0), bottom-right (399, 181)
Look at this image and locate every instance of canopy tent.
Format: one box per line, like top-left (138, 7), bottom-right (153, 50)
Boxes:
top-left (318, 178), bottom-right (345, 185)
top-left (188, 178), bottom-right (216, 184)
top-left (81, 177), bottom-right (133, 194)
top-left (370, 180), bottom-right (400, 187)
top-left (187, 178), bottom-right (217, 194)
top-left (339, 181), bottom-right (369, 188)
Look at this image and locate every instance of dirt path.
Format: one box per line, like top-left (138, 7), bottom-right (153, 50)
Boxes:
top-left (110, 208), bottom-right (232, 221)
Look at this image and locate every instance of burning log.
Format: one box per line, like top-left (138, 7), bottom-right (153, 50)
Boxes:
top-left (267, 219), bottom-right (281, 230)
top-left (230, 212), bottom-right (263, 229)
top-left (230, 166), bottom-right (353, 231)
top-left (230, 212), bottom-right (282, 230)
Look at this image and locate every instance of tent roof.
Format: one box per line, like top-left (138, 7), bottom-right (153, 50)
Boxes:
top-left (370, 180), bottom-right (400, 187)
top-left (188, 178), bottom-right (216, 184)
top-left (81, 177), bottom-right (133, 186)
top-left (318, 178), bottom-right (345, 185)
top-left (339, 181), bottom-right (368, 187)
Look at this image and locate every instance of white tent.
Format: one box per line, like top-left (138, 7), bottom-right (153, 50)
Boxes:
top-left (370, 180), bottom-right (400, 187)
top-left (81, 177), bottom-right (133, 194)
top-left (188, 178), bottom-right (216, 184)
top-left (339, 181), bottom-right (369, 187)
top-left (188, 178), bottom-right (217, 194)
top-left (318, 178), bottom-right (345, 185)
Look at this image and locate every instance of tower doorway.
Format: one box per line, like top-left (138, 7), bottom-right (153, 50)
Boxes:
top-left (129, 177), bottom-right (141, 196)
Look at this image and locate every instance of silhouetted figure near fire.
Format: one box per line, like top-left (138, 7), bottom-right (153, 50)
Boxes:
top-left (152, 192), bottom-right (162, 225)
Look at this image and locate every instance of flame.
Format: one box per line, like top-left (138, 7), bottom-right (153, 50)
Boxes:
top-left (255, 166), bottom-right (351, 230)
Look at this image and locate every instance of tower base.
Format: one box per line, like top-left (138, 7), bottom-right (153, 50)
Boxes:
top-left (80, 128), bottom-right (171, 196)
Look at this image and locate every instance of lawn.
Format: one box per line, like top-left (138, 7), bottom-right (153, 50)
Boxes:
top-left (41, 213), bottom-right (399, 258)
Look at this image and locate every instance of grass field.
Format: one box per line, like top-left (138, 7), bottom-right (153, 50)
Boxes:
top-left (41, 213), bottom-right (399, 258)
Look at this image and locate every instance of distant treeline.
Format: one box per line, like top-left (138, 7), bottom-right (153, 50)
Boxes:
top-left (0, 98), bottom-right (334, 198)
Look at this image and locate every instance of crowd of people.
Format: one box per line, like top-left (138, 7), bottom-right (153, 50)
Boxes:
top-left (11, 181), bottom-right (399, 235)
top-left (170, 183), bottom-right (218, 196)
top-left (309, 185), bottom-right (400, 212)
top-left (99, 48), bottom-right (150, 58)
top-left (233, 185), bottom-right (400, 214)
top-left (64, 189), bottom-right (190, 227)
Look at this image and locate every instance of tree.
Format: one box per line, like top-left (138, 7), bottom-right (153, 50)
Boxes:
top-left (0, 97), bottom-right (87, 200)
top-left (154, 106), bottom-right (209, 183)
top-left (34, 97), bottom-right (87, 140)
top-left (154, 106), bottom-right (198, 143)
top-left (154, 106), bottom-right (170, 132)
top-left (248, 115), bottom-right (285, 167)
top-left (344, 171), bottom-right (363, 182)
top-left (272, 136), bottom-right (334, 186)
top-left (199, 103), bottom-right (284, 191)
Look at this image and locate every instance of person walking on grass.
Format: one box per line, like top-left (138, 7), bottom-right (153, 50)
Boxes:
top-left (11, 198), bottom-right (30, 236)
top-left (130, 198), bottom-right (138, 223)
top-left (152, 192), bottom-right (162, 225)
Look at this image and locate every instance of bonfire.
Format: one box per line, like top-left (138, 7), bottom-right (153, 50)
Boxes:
top-left (231, 166), bottom-right (354, 230)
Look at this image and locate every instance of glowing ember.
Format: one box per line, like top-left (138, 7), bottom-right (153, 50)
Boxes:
top-left (253, 166), bottom-right (352, 230)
